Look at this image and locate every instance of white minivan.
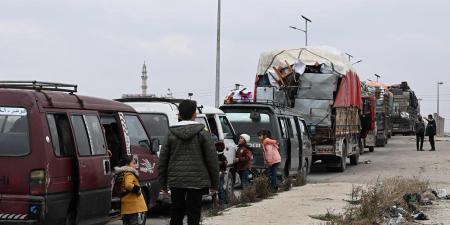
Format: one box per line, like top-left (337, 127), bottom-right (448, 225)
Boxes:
top-left (116, 97), bottom-right (238, 201)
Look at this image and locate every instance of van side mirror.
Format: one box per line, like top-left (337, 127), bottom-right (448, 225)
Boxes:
top-left (309, 125), bottom-right (316, 136)
top-left (151, 138), bottom-right (160, 153)
top-left (139, 139), bottom-right (152, 151)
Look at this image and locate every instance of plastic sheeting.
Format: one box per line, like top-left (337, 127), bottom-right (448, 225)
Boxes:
top-left (256, 46), bottom-right (352, 76)
top-left (294, 99), bottom-right (333, 126)
top-left (297, 73), bottom-right (338, 100)
top-left (333, 71), bottom-right (362, 109)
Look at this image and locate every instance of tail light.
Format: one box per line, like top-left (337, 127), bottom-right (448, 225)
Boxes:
top-left (30, 169), bottom-right (46, 195)
top-left (215, 142), bottom-right (225, 152)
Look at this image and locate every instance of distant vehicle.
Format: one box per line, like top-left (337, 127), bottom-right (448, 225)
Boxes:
top-left (220, 103), bottom-right (313, 181)
top-left (0, 81), bottom-right (159, 225)
top-left (389, 82), bottom-right (419, 136)
top-left (116, 97), bottom-right (238, 201)
top-left (366, 81), bottom-right (394, 146)
top-left (361, 95), bottom-right (376, 152)
top-left (253, 46), bottom-right (362, 172)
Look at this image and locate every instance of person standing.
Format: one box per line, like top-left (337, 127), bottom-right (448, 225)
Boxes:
top-left (425, 114), bottom-right (437, 151)
top-left (234, 134), bottom-right (253, 188)
top-left (217, 145), bottom-right (228, 204)
top-left (158, 100), bottom-right (219, 225)
top-left (258, 130), bottom-right (281, 192)
top-left (415, 116), bottom-right (425, 151)
top-left (114, 156), bottom-right (148, 225)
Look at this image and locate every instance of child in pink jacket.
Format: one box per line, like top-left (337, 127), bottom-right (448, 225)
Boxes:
top-left (258, 130), bottom-right (281, 192)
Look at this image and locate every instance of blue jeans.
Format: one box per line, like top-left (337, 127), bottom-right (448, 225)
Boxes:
top-left (238, 170), bottom-right (250, 188)
top-left (269, 163), bottom-right (279, 190)
top-left (218, 172), bottom-right (226, 201)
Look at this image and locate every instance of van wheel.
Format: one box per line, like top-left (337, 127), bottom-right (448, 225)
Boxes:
top-left (369, 146), bottom-right (374, 152)
top-left (64, 208), bottom-right (76, 225)
top-left (337, 156), bottom-right (346, 172)
top-left (224, 172), bottom-right (235, 204)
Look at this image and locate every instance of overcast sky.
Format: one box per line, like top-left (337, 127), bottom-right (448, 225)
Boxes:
top-left (1, 0), bottom-right (449, 130)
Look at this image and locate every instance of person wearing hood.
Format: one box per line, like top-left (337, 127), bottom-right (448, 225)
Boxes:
top-left (415, 115), bottom-right (425, 151)
top-left (425, 114), bottom-right (437, 151)
top-left (233, 134), bottom-right (253, 188)
top-left (158, 100), bottom-right (219, 225)
top-left (114, 155), bottom-right (147, 225)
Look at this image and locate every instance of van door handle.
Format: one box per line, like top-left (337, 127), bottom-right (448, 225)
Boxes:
top-left (104, 160), bottom-right (111, 175)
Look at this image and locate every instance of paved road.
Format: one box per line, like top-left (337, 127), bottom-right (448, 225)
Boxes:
top-left (109, 136), bottom-right (450, 225)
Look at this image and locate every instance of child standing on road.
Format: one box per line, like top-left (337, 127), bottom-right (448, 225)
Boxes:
top-left (114, 156), bottom-right (148, 225)
top-left (258, 130), bottom-right (281, 192)
top-left (234, 134), bottom-right (253, 188)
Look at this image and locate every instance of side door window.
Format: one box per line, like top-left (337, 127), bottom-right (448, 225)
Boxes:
top-left (278, 117), bottom-right (289, 139)
top-left (124, 115), bottom-right (150, 153)
top-left (71, 115), bottom-right (107, 156)
top-left (207, 116), bottom-right (219, 140)
top-left (219, 116), bottom-right (235, 139)
top-left (47, 113), bottom-right (75, 157)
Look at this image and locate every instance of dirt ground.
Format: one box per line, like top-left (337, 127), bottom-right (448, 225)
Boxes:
top-left (202, 136), bottom-right (450, 225)
top-left (109, 136), bottom-right (450, 225)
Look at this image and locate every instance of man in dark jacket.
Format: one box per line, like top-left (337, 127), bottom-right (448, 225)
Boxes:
top-left (415, 116), bottom-right (425, 151)
top-left (158, 100), bottom-right (219, 225)
top-left (425, 114), bottom-right (437, 151)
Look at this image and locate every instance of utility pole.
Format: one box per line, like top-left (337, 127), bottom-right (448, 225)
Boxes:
top-left (215, 0), bottom-right (221, 107)
top-left (437, 81), bottom-right (444, 116)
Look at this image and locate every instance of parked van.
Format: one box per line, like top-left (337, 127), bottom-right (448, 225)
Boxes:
top-left (220, 103), bottom-right (312, 180)
top-left (116, 97), bottom-right (238, 199)
top-left (0, 81), bottom-right (159, 225)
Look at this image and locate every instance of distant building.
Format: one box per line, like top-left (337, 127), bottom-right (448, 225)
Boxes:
top-left (434, 113), bottom-right (445, 136)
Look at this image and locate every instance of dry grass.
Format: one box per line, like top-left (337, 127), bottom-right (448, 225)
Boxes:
top-left (279, 176), bottom-right (293, 192)
top-left (309, 177), bottom-right (430, 225)
top-left (293, 172), bottom-right (307, 187)
top-left (253, 175), bottom-right (272, 199)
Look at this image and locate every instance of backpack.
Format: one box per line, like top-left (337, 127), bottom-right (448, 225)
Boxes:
top-left (416, 122), bottom-right (425, 134)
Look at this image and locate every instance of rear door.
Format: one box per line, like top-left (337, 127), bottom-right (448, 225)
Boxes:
top-left (71, 114), bottom-right (111, 224)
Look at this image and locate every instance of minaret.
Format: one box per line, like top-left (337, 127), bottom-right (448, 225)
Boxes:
top-left (141, 62), bottom-right (148, 96)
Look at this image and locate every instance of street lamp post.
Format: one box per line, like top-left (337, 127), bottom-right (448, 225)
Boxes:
top-left (437, 81), bottom-right (444, 116)
top-left (374, 74), bottom-right (381, 82)
top-left (289, 15), bottom-right (312, 46)
top-left (352, 60), bottom-right (363, 65)
top-left (215, 0), bottom-right (221, 107)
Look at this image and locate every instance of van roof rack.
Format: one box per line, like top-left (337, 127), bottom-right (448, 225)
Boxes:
top-left (116, 95), bottom-right (187, 104)
top-left (0, 81), bottom-right (78, 93)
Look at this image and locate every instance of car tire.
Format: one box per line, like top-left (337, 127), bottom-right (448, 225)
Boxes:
top-left (224, 172), bottom-right (235, 204)
top-left (369, 146), bottom-right (374, 152)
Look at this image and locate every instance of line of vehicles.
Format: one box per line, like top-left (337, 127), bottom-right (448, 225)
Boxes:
top-left (0, 47), bottom-right (420, 225)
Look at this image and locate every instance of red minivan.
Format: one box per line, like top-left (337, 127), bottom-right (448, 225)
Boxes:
top-left (0, 81), bottom-right (159, 225)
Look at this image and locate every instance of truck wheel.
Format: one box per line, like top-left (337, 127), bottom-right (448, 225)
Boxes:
top-left (337, 156), bottom-right (346, 172)
top-left (369, 146), bottom-right (374, 152)
top-left (350, 152), bottom-right (359, 165)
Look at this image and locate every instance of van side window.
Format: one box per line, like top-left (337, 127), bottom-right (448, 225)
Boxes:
top-left (288, 118), bottom-right (297, 138)
top-left (84, 115), bottom-right (107, 155)
top-left (207, 117), bottom-right (219, 138)
top-left (71, 115), bottom-right (91, 156)
top-left (47, 114), bottom-right (75, 157)
top-left (219, 116), bottom-right (234, 139)
top-left (124, 115), bottom-right (150, 151)
top-left (278, 117), bottom-right (288, 139)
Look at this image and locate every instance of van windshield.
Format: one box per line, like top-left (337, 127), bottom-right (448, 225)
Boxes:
top-left (0, 107), bottom-right (30, 156)
top-left (226, 111), bottom-right (272, 137)
top-left (139, 114), bottom-right (169, 142)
